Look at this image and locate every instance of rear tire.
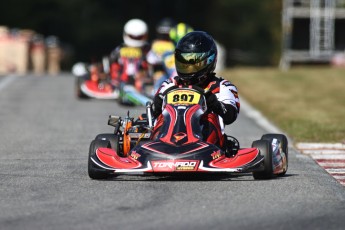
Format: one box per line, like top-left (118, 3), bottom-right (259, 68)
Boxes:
top-left (88, 139), bottom-right (112, 179)
top-left (261, 134), bottom-right (288, 176)
top-left (252, 140), bottom-right (274, 180)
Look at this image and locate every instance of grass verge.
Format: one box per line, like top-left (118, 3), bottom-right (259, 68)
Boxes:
top-left (222, 66), bottom-right (345, 143)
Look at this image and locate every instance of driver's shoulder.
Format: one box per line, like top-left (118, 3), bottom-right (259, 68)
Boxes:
top-left (204, 75), bottom-right (229, 90)
top-left (157, 78), bottom-right (176, 94)
top-left (214, 76), bottom-right (236, 88)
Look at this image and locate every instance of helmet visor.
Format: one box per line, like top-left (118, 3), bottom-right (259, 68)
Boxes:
top-left (175, 52), bottom-right (216, 74)
top-left (128, 34), bottom-right (147, 41)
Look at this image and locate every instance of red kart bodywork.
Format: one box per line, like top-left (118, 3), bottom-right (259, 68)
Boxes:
top-left (88, 87), bottom-right (288, 179)
top-left (79, 80), bottom-right (119, 99)
top-left (93, 145), bottom-right (261, 173)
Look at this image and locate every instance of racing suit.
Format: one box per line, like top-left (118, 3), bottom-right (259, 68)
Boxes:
top-left (109, 43), bottom-right (150, 91)
top-left (146, 39), bottom-right (176, 93)
top-left (152, 73), bottom-right (240, 148)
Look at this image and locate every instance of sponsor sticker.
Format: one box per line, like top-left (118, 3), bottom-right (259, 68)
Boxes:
top-left (211, 150), bottom-right (221, 160)
top-left (151, 160), bottom-right (199, 171)
top-left (130, 151), bottom-right (141, 160)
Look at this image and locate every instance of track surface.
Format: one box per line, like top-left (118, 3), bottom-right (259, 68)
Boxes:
top-left (0, 74), bottom-right (344, 230)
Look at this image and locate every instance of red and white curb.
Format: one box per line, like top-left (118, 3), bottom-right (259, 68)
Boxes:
top-left (296, 143), bottom-right (345, 186)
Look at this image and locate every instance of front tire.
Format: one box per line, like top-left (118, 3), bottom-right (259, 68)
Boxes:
top-left (88, 139), bottom-right (112, 179)
top-left (252, 140), bottom-right (274, 180)
top-left (75, 77), bottom-right (89, 99)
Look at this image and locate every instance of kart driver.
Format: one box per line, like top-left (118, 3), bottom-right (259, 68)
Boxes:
top-left (152, 31), bottom-right (240, 151)
top-left (147, 18), bottom-right (176, 79)
top-left (109, 18), bottom-right (151, 92)
top-left (148, 21), bottom-right (194, 93)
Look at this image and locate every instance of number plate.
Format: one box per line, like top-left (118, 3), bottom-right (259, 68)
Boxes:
top-left (166, 89), bottom-right (201, 105)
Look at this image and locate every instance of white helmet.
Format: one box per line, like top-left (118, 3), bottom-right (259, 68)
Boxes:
top-left (71, 62), bottom-right (88, 76)
top-left (123, 19), bottom-right (148, 47)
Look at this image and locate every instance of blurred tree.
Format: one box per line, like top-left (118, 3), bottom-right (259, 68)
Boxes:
top-left (0, 0), bottom-right (282, 67)
top-left (206, 0), bottom-right (282, 65)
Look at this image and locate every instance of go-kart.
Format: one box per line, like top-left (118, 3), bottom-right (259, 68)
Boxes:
top-left (88, 86), bottom-right (288, 180)
top-left (75, 75), bottom-right (119, 100)
top-left (117, 82), bottom-right (153, 106)
top-left (74, 61), bottom-right (119, 100)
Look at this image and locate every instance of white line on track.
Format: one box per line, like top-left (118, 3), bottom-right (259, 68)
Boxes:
top-left (296, 142), bottom-right (345, 149)
top-left (301, 149), bottom-right (345, 155)
top-left (318, 162), bottom-right (345, 167)
top-left (326, 169), bottom-right (345, 173)
top-left (333, 175), bottom-right (345, 180)
top-left (0, 74), bottom-right (17, 92)
top-left (312, 155), bottom-right (345, 160)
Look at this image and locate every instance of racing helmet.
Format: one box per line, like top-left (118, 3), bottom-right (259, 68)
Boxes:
top-left (174, 31), bottom-right (218, 86)
top-left (156, 18), bottom-right (175, 40)
top-left (169, 22), bottom-right (193, 45)
top-left (123, 19), bottom-right (148, 47)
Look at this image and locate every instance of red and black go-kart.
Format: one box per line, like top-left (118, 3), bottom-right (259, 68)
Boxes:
top-left (88, 86), bottom-right (288, 180)
top-left (75, 63), bottom-right (119, 100)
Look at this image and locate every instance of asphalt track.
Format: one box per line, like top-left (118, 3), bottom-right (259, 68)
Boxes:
top-left (0, 74), bottom-right (344, 230)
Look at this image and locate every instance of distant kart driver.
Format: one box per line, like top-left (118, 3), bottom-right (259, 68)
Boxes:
top-left (109, 18), bottom-right (150, 92)
top-left (148, 22), bottom-right (194, 93)
top-left (152, 31), bottom-right (240, 153)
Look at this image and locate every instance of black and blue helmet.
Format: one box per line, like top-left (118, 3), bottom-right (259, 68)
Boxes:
top-left (174, 31), bottom-right (217, 86)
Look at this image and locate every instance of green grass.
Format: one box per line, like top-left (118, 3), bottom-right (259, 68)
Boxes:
top-left (222, 66), bottom-right (345, 143)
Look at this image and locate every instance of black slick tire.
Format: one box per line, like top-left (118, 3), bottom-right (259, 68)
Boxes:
top-left (88, 139), bottom-right (112, 179)
top-left (252, 139), bottom-right (274, 180)
top-left (75, 77), bottom-right (89, 99)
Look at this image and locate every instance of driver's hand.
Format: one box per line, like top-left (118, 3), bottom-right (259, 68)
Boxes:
top-left (152, 93), bottom-right (163, 118)
top-left (205, 92), bottom-right (219, 112)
